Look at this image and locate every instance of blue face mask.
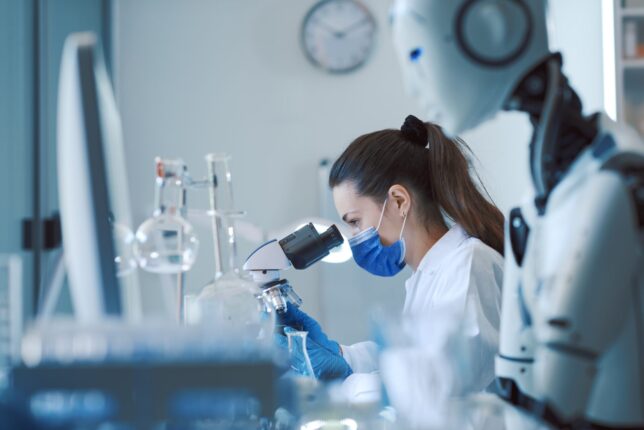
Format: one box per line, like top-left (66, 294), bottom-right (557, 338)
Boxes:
top-left (348, 199), bottom-right (408, 277)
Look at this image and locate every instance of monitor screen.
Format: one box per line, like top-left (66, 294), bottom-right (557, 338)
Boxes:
top-left (57, 32), bottom-right (140, 321)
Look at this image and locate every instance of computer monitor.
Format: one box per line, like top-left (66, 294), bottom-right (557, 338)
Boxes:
top-left (57, 33), bottom-right (138, 322)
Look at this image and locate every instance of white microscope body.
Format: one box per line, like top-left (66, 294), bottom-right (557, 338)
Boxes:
top-left (243, 238), bottom-right (303, 315)
top-left (390, 0), bottom-right (644, 427)
top-left (243, 223), bottom-right (343, 314)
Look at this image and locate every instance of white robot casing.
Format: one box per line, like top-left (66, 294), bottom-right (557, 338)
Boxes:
top-left (506, 115), bottom-right (644, 425)
top-left (390, 0), bottom-right (549, 136)
top-left (391, 0), bottom-right (644, 427)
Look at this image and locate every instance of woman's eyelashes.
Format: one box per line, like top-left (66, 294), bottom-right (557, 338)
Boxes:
top-left (347, 219), bottom-right (360, 229)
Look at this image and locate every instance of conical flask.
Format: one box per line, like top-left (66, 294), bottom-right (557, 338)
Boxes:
top-left (194, 154), bottom-right (274, 347)
top-left (287, 330), bottom-right (315, 378)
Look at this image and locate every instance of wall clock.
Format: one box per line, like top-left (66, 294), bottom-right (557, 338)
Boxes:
top-left (301, 0), bottom-right (377, 73)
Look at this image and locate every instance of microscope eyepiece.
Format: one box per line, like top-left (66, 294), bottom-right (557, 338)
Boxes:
top-left (279, 223), bottom-right (344, 270)
top-left (320, 224), bottom-right (343, 250)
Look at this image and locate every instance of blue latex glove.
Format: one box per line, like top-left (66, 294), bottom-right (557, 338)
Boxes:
top-left (278, 304), bottom-right (340, 355)
top-left (275, 328), bottom-right (353, 381)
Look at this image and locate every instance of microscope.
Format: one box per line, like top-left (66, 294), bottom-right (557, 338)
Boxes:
top-left (243, 223), bottom-right (344, 314)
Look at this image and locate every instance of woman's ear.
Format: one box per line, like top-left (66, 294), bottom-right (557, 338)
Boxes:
top-left (387, 184), bottom-right (411, 216)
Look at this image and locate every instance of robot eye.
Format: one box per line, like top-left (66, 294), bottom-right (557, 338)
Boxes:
top-left (409, 47), bottom-right (423, 62)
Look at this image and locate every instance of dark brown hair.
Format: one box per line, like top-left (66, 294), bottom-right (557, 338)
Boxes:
top-left (328, 118), bottom-right (505, 254)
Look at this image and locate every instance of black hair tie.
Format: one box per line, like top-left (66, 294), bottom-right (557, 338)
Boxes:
top-left (400, 114), bottom-right (428, 148)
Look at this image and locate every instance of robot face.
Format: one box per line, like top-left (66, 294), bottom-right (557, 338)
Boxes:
top-left (391, 0), bottom-right (463, 135)
top-left (390, 0), bottom-right (550, 136)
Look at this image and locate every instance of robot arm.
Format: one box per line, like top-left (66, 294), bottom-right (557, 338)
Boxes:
top-left (531, 165), bottom-right (643, 424)
top-left (495, 203), bottom-right (539, 406)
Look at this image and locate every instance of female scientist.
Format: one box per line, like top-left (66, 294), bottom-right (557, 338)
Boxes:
top-left (280, 114), bottom-right (504, 392)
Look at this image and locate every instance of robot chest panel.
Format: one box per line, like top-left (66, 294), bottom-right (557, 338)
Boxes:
top-left (521, 157), bottom-right (603, 294)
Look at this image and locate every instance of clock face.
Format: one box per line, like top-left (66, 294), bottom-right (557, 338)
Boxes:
top-left (301, 0), bottom-right (376, 73)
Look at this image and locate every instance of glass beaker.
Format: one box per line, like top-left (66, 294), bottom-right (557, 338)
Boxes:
top-left (287, 330), bottom-right (315, 378)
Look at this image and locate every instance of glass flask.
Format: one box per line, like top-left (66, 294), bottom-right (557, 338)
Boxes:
top-left (195, 213), bottom-right (275, 347)
top-left (134, 214), bottom-right (198, 274)
top-left (287, 330), bottom-right (315, 378)
top-left (193, 154), bottom-right (275, 347)
top-left (134, 158), bottom-right (199, 274)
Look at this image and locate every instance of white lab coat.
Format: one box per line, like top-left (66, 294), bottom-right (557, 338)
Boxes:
top-left (341, 224), bottom-right (503, 392)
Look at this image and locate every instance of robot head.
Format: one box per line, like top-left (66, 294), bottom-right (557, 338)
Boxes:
top-left (391, 0), bottom-right (551, 136)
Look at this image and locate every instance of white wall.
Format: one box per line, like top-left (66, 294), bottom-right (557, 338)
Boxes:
top-left (549, 0), bottom-right (604, 114)
top-left (114, 0), bottom-right (604, 344)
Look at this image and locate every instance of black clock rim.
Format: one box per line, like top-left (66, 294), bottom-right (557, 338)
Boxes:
top-left (300, 0), bottom-right (377, 74)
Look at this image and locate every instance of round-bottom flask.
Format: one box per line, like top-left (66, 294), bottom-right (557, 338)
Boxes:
top-left (195, 271), bottom-right (275, 348)
top-left (134, 213), bottom-right (198, 274)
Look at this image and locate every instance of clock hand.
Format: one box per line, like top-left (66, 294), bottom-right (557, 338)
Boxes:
top-left (316, 19), bottom-right (344, 37)
top-left (339, 17), bottom-right (370, 35)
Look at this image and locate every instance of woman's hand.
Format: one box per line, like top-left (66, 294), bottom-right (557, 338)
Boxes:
top-left (275, 327), bottom-right (352, 381)
top-left (278, 304), bottom-right (340, 355)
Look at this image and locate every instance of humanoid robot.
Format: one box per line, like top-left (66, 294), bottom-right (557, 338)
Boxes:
top-left (390, 1), bottom-right (644, 428)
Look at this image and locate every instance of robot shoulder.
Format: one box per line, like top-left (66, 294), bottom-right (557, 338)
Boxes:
top-left (593, 114), bottom-right (644, 172)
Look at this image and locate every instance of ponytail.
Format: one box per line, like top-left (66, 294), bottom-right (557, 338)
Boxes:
top-left (329, 116), bottom-right (505, 255)
top-left (424, 125), bottom-right (505, 254)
